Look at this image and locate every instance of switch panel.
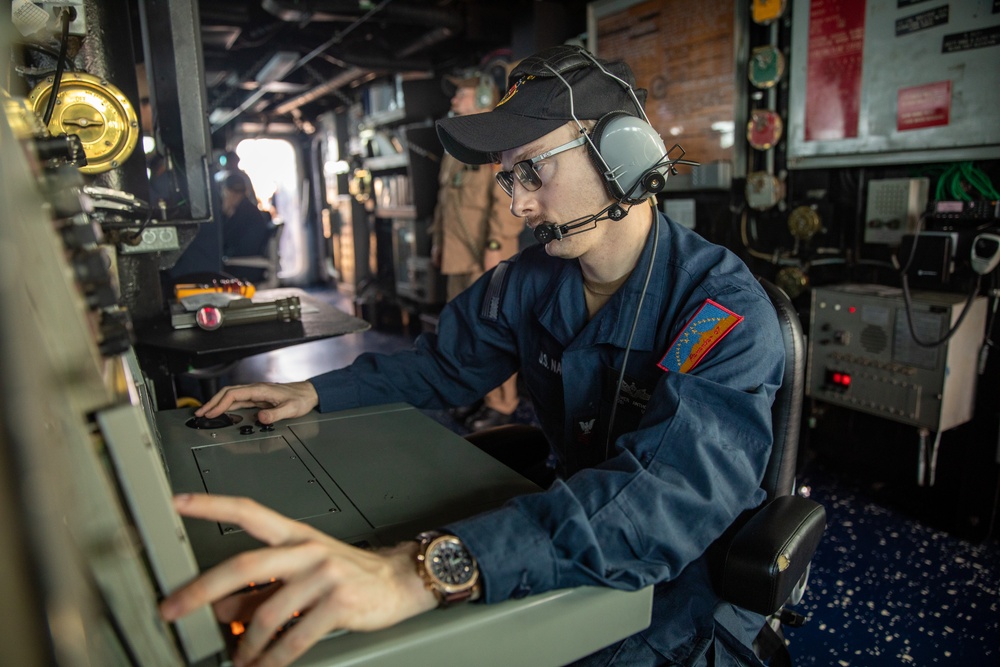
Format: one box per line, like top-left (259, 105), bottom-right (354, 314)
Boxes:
top-left (807, 284), bottom-right (987, 431)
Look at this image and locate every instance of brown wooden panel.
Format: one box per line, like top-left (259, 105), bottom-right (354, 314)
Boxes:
top-left (595, 0), bottom-right (735, 166)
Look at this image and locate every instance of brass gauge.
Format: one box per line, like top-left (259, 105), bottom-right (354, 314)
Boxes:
top-left (747, 109), bottom-right (783, 151)
top-left (29, 72), bottom-right (139, 174)
top-left (745, 171), bottom-right (784, 211)
top-left (788, 205), bottom-right (822, 241)
top-left (776, 266), bottom-right (808, 299)
top-left (749, 45), bottom-right (785, 89)
top-left (752, 0), bottom-right (787, 25)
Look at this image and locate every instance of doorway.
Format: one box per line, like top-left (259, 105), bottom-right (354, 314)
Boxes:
top-left (235, 138), bottom-right (307, 283)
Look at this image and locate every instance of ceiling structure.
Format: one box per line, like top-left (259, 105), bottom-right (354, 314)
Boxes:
top-left (191, 0), bottom-right (525, 137)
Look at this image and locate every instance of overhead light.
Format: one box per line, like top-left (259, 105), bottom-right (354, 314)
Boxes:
top-left (255, 51), bottom-right (299, 84)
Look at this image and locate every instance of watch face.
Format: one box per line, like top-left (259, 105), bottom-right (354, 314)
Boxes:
top-left (428, 537), bottom-right (476, 589)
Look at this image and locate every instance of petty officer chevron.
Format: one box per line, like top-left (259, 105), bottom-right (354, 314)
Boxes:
top-left (162, 44), bottom-right (785, 667)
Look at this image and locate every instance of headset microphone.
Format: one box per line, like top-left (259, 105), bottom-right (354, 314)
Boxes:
top-left (533, 223), bottom-right (559, 244)
top-left (532, 201), bottom-right (628, 244)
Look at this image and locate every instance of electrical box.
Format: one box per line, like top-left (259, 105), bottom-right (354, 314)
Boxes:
top-left (807, 284), bottom-right (987, 432)
top-left (787, 0), bottom-right (1000, 168)
top-left (864, 177), bottom-right (929, 245)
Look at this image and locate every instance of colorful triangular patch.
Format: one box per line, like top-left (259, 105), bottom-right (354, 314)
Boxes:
top-left (658, 299), bottom-right (744, 373)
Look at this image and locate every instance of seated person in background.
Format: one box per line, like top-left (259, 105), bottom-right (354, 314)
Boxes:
top-left (160, 44), bottom-right (784, 667)
top-left (220, 173), bottom-right (273, 284)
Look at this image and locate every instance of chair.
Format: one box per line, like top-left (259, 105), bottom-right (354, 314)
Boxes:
top-left (707, 277), bottom-right (826, 665)
top-left (223, 219), bottom-right (283, 288)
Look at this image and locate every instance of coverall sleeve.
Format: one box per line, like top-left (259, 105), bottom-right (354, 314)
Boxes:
top-left (309, 271), bottom-right (521, 413)
top-left (445, 284), bottom-right (784, 604)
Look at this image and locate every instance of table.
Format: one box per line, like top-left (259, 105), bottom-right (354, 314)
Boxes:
top-left (134, 288), bottom-right (369, 408)
top-left (155, 402), bottom-right (654, 666)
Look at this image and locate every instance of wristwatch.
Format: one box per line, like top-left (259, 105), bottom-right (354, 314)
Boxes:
top-left (414, 531), bottom-right (481, 606)
top-left (485, 239), bottom-right (502, 251)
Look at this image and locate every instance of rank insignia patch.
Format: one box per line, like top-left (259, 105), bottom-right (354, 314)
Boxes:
top-left (658, 299), bottom-right (743, 373)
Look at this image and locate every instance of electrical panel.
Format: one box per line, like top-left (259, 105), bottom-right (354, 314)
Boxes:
top-left (0, 97), bottom-right (225, 663)
top-left (787, 0), bottom-right (1000, 167)
top-left (864, 178), bottom-right (929, 245)
top-left (807, 284), bottom-right (987, 432)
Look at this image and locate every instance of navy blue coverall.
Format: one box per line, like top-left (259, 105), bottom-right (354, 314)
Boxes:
top-left (310, 213), bottom-right (785, 665)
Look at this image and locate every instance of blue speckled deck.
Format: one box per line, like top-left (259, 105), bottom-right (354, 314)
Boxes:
top-left (785, 470), bottom-right (999, 666)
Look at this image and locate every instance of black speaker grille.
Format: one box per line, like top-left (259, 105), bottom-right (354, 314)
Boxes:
top-left (861, 325), bottom-right (888, 354)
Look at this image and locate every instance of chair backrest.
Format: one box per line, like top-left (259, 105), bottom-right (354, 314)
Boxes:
top-left (758, 277), bottom-right (806, 499)
top-left (221, 220), bottom-right (283, 288)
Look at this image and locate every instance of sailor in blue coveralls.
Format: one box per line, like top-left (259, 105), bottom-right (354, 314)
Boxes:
top-left (161, 45), bottom-right (785, 667)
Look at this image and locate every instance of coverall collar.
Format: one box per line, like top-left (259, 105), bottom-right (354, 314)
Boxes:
top-left (534, 213), bottom-right (668, 353)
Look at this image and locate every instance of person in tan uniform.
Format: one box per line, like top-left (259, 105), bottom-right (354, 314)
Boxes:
top-left (431, 71), bottom-right (523, 431)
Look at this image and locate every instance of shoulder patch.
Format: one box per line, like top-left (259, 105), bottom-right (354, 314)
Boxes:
top-left (658, 299), bottom-right (744, 373)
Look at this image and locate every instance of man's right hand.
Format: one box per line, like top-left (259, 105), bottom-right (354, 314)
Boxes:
top-left (194, 381), bottom-right (319, 424)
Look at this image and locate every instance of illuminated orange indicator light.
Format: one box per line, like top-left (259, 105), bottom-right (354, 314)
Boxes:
top-left (230, 621), bottom-right (246, 636)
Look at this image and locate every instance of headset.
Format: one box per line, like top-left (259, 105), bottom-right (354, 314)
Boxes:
top-left (526, 46), bottom-right (698, 244)
top-left (474, 73), bottom-right (495, 110)
top-left (540, 47), bottom-right (687, 203)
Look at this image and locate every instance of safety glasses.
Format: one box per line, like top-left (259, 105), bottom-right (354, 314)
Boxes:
top-left (495, 135), bottom-right (588, 197)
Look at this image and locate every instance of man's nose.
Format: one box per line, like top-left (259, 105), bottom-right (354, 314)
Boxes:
top-left (508, 179), bottom-right (533, 218)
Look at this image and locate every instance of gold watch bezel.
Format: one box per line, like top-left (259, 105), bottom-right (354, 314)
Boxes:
top-left (415, 531), bottom-right (481, 605)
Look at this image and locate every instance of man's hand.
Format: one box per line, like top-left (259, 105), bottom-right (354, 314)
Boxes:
top-left (160, 494), bottom-right (438, 667)
top-left (195, 381), bottom-right (319, 424)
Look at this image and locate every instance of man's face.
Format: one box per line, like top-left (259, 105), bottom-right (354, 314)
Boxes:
top-left (500, 123), bottom-right (614, 259)
top-left (450, 86), bottom-right (481, 117)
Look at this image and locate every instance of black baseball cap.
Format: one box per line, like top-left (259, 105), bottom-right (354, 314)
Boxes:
top-left (436, 45), bottom-right (647, 165)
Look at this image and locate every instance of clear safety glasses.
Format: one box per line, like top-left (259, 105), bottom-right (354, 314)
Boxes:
top-left (495, 135), bottom-right (588, 197)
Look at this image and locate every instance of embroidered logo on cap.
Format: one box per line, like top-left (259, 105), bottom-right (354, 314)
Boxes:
top-left (498, 75), bottom-right (533, 107)
top-left (658, 299), bottom-right (743, 373)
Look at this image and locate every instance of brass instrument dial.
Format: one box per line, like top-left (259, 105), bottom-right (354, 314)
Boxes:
top-left (788, 206), bottom-right (822, 241)
top-left (747, 109), bottom-right (784, 151)
top-left (29, 72), bottom-right (139, 174)
top-left (748, 45), bottom-right (785, 89)
top-left (776, 266), bottom-right (808, 299)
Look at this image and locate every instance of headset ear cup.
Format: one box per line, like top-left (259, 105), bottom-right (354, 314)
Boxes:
top-left (587, 111), bottom-right (630, 200)
top-left (475, 75), bottom-right (495, 109)
top-left (589, 113), bottom-right (667, 204)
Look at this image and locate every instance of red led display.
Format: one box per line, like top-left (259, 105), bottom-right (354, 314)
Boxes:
top-left (825, 369), bottom-right (852, 390)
